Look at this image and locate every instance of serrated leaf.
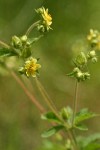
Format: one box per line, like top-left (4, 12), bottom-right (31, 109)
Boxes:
top-left (41, 125), bottom-right (64, 138)
top-left (75, 108), bottom-right (98, 124)
top-left (74, 123), bottom-right (88, 131)
top-left (41, 112), bottom-right (61, 124)
top-left (0, 48), bottom-right (16, 57)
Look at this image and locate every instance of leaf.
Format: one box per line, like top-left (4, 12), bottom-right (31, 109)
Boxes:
top-left (29, 35), bottom-right (43, 44)
top-left (0, 48), bottom-right (16, 57)
top-left (74, 123), bottom-right (88, 131)
top-left (82, 133), bottom-right (100, 147)
top-left (75, 108), bottom-right (98, 125)
top-left (77, 133), bottom-right (100, 150)
top-left (41, 112), bottom-right (61, 124)
top-left (41, 125), bottom-right (64, 138)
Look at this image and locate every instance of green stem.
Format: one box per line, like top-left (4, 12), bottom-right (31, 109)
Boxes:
top-left (25, 20), bottom-right (40, 36)
top-left (72, 80), bottom-right (78, 125)
top-left (0, 40), bottom-right (10, 49)
top-left (36, 78), bottom-right (58, 111)
top-left (35, 77), bottom-right (59, 118)
top-left (35, 78), bottom-right (78, 150)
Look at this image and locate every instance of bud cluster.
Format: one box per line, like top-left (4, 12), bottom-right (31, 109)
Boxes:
top-left (11, 35), bottom-right (31, 58)
top-left (67, 29), bottom-right (99, 82)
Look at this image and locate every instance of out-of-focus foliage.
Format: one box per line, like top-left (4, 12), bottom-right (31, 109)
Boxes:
top-left (0, 0), bottom-right (100, 150)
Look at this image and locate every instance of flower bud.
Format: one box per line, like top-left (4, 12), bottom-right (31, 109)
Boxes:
top-left (75, 52), bottom-right (87, 66)
top-left (11, 35), bottom-right (22, 48)
top-left (20, 35), bottom-right (27, 43)
top-left (89, 50), bottom-right (96, 57)
top-left (76, 71), bottom-right (83, 78)
top-left (92, 57), bottom-right (98, 63)
top-left (60, 108), bottom-right (69, 120)
top-left (73, 67), bottom-right (80, 74)
top-left (84, 72), bottom-right (90, 79)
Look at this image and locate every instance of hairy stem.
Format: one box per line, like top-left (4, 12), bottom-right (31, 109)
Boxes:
top-left (26, 20), bottom-right (40, 36)
top-left (35, 78), bottom-right (58, 112)
top-left (10, 71), bottom-right (45, 113)
top-left (72, 80), bottom-right (78, 125)
top-left (35, 77), bottom-right (59, 118)
top-left (0, 40), bottom-right (10, 49)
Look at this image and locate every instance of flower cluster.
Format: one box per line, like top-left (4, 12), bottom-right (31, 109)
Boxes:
top-left (36, 7), bottom-right (52, 32)
top-left (19, 57), bottom-right (41, 77)
top-left (87, 29), bottom-right (100, 50)
top-left (68, 67), bottom-right (90, 82)
top-left (9, 6), bottom-right (53, 78)
top-left (68, 29), bottom-right (99, 82)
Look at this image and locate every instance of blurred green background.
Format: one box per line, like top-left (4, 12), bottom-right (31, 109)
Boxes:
top-left (0, 0), bottom-right (100, 149)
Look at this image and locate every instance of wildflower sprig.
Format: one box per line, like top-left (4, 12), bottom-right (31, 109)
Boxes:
top-left (67, 29), bottom-right (100, 82)
top-left (0, 6), bottom-right (100, 150)
top-left (0, 6), bottom-right (52, 78)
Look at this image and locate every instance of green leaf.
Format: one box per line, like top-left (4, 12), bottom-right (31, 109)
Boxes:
top-left (41, 125), bottom-right (64, 138)
top-left (75, 108), bottom-right (98, 125)
top-left (77, 133), bottom-right (100, 149)
top-left (0, 48), bottom-right (16, 57)
top-left (82, 133), bottom-right (100, 147)
top-left (41, 112), bottom-right (61, 124)
top-left (29, 35), bottom-right (43, 44)
top-left (74, 123), bottom-right (88, 131)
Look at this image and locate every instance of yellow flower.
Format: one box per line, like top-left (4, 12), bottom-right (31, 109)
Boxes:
top-left (36, 7), bottom-right (52, 32)
top-left (41, 7), bottom-right (52, 26)
top-left (87, 29), bottom-right (100, 50)
top-left (87, 29), bottom-right (98, 41)
top-left (24, 57), bottom-right (41, 77)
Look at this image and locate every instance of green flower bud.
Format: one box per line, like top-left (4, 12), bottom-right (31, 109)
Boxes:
top-left (83, 72), bottom-right (90, 80)
top-left (87, 50), bottom-right (96, 59)
top-left (18, 67), bottom-right (25, 74)
top-left (87, 50), bottom-right (97, 63)
top-left (20, 35), bottom-right (27, 43)
top-left (11, 35), bottom-right (22, 48)
top-left (75, 52), bottom-right (87, 66)
top-left (26, 41), bottom-right (31, 47)
top-left (92, 57), bottom-right (98, 63)
top-left (76, 71), bottom-right (83, 78)
top-left (60, 107), bottom-right (69, 120)
top-left (89, 50), bottom-right (96, 58)
top-left (73, 67), bottom-right (80, 74)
